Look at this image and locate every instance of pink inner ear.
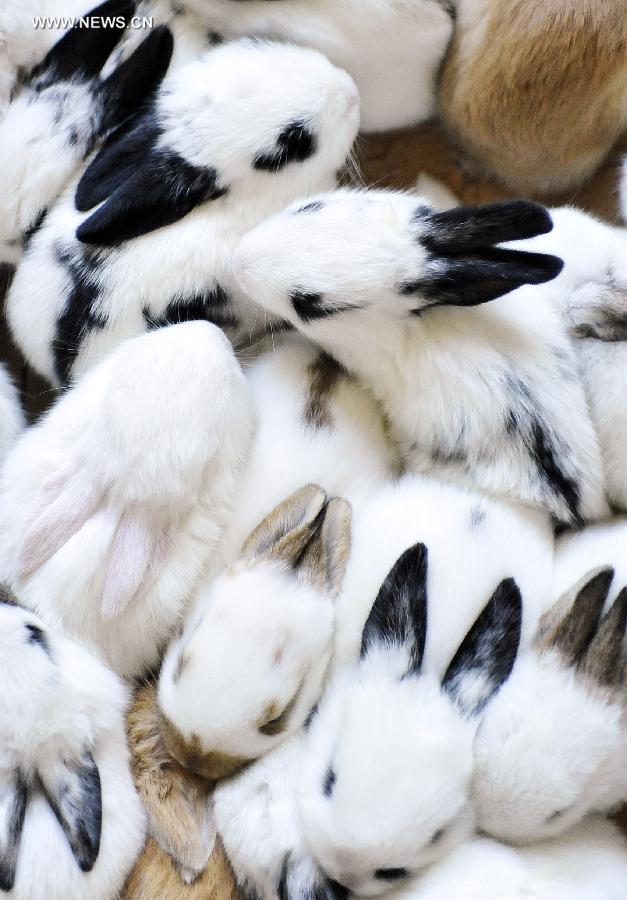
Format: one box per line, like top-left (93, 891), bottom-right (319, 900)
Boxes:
top-left (101, 510), bottom-right (170, 620)
top-left (18, 469), bottom-right (102, 581)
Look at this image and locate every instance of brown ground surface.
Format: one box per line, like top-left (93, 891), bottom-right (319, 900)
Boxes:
top-left (0, 120), bottom-right (625, 833)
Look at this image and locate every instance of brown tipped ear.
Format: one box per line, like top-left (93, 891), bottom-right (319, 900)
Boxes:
top-left (241, 485), bottom-right (328, 569)
top-left (535, 567), bottom-right (614, 665)
top-left (578, 587), bottom-right (627, 690)
top-left (297, 497), bottom-right (352, 596)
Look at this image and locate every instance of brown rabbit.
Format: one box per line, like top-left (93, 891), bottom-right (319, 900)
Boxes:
top-left (122, 684), bottom-right (243, 900)
top-left (439, 0), bottom-right (627, 193)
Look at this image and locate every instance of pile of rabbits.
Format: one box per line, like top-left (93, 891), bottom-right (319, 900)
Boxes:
top-left (0, 2), bottom-right (625, 899)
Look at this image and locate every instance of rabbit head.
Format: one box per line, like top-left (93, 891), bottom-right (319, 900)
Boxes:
top-left (74, 38), bottom-right (360, 246)
top-left (233, 190), bottom-right (564, 330)
top-left (297, 543), bottom-right (523, 897)
top-left (158, 485), bottom-right (351, 781)
top-left (473, 567), bottom-right (627, 844)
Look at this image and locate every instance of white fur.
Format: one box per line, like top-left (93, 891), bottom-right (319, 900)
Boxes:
top-left (169, 0), bottom-right (453, 132)
top-left (7, 38), bottom-right (359, 386)
top-left (0, 365), bottom-right (24, 466)
top-left (0, 321), bottom-right (253, 677)
top-left (0, 603), bottom-right (145, 899)
top-left (620, 156), bottom-right (627, 222)
top-left (234, 189), bottom-right (608, 525)
top-left (386, 816), bottom-right (627, 900)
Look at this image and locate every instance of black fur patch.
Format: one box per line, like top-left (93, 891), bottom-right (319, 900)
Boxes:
top-left (0, 771), bottom-right (27, 892)
top-left (26, 622), bottom-right (51, 658)
top-left (53, 245), bottom-right (108, 385)
top-left (529, 418), bottom-right (581, 525)
top-left (22, 208), bottom-right (47, 251)
top-left (469, 506), bottom-right (486, 531)
top-left (41, 751), bottom-right (102, 873)
top-left (253, 122), bottom-right (317, 172)
top-left (442, 578), bottom-right (522, 718)
top-left (290, 290), bottom-right (326, 322)
top-left (143, 285), bottom-right (239, 332)
top-left (375, 868), bottom-right (409, 882)
top-left (323, 766), bottom-right (336, 798)
top-left (360, 543), bottom-right (428, 677)
top-left (295, 200), bottom-right (325, 214)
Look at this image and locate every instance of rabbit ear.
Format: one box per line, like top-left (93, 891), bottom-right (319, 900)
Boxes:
top-left (99, 25), bottom-right (174, 137)
top-left (578, 587), bottom-right (627, 689)
top-left (0, 770), bottom-right (27, 892)
top-left (31, 0), bottom-right (134, 84)
top-left (100, 508), bottom-right (172, 619)
top-left (17, 468), bottom-right (104, 582)
top-left (39, 752), bottom-right (102, 873)
top-left (360, 543), bottom-right (428, 676)
top-left (420, 201), bottom-right (556, 252)
top-left (242, 484), bottom-right (328, 569)
top-left (535, 567), bottom-right (614, 665)
top-left (442, 578), bottom-right (522, 718)
top-left (297, 497), bottom-right (352, 596)
top-left (279, 853), bottom-right (347, 900)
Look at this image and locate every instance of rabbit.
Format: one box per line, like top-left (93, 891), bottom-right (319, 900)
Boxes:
top-left (157, 484), bottom-right (352, 783)
top-left (0, 320), bottom-right (254, 678)
top-left (0, 364), bottom-right (24, 466)
top-left (438, 0), bottom-right (627, 193)
top-left (0, 0), bottom-right (174, 265)
top-left (384, 815), bottom-right (627, 900)
top-left (472, 547), bottom-right (627, 845)
top-left (0, 599), bottom-right (146, 898)
top-left (7, 38), bottom-right (360, 387)
top-left (233, 188), bottom-right (610, 526)
top-left (161, 0), bottom-right (453, 133)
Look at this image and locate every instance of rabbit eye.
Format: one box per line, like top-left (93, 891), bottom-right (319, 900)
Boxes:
top-left (375, 868), bottom-right (408, 882)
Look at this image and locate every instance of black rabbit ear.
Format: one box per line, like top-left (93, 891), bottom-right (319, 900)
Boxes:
top-left (420, 201), bottom-right (555, 253)
top-left (76, 153), bottom-right (227, 246)
top-left (578, 587), bottom-right (627, 689)
top-left (442, 578), bottom-right (522, 718)
top-left (0, 770), bottom-right (27, 892)
top-left (99, 25), bottom-right (174, 136)
top-left (31, 0), bottom-right (135, 84)
top-left (279, 853), bottom-right (347, 900)
top-left (39, 752), bottom-right (102, 873)
top-left (360, 543), bottom-right (428, 676)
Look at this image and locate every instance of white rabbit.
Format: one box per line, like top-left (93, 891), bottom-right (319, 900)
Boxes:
top-left (233, 189), bottom-right (608, 526)
top-left (473, 521), bottom-right (627, 845)
top-left (7, 38), bottom-right (360, 387)
top-left (0, 600), bottom-right (146, 899)
top-left (0, 320), bottom-right (254, 678)
top-left (384, 815), bottom-right (627, 900)
top-left (0, 364), bottom-right (24, 466)
top-left (163, 0), bottom-right (453, 133)
top-left (157, 484), bottom-right (352, 781)
top-left (0, 1), bottom-right (173, 265)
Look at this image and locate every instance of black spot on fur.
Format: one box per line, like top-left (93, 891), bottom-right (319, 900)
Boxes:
top-left (360, 543), bottom-right (428, 677)
top-left (303, 703), bottom-right (319, 731)
top-left (290, 290), bottom-right (326, 322)
top-left (0, 770), bottom-right (27, 892)
top-left (442, 578), bottom-right (522, 718)
top-left (66, 126), bottom-right (80, 147)
top-left (529, 419), bottom-right (581, 525)
top-left (375, 868), bottom-right (409, 882)
top-left (22, 208), bottom-right (47, 251)
top-left (206, 30), bottom-right (223, 45)
top-left (469, 506), bottom-right (486, 531)
top-left (143, 285), bottom-right (239, 332)
top-left (53, 245), bottom-right (108, 385)
top-left (26, 622), bottom-right (51, 658)
top-left (295, 200), bottom-right (324, 214)
top-left (323, 766), bottom-right (336, 798)
top-left (253, 121), bottom-right (317, 172)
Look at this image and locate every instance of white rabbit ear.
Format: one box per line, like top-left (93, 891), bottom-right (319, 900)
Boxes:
top-left (17, 468), bottom-right (103, 581)
top-left (100, 509), bottom-right (172, 620)
top-left (360, 542), bottom-right (429, 676)
top-left (578, 586), bottom-right (627, 689)
top-left (442, 577), bottom-right (522, 718)
top-left (535, 567), bottom-right (614, 665)
top-left (241, 484), bottom-right (328, 569)
top-left (38, 751), bottom-right (102, 873)
top-left (0, 769), bottom-right (27, 892)
top-left (279, 852), bottom-right (347, 900)
top-left (297, 497), bottom-right (352, 596)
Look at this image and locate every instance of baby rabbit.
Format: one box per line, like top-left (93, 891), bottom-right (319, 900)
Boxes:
top-left (439, 0), bottom-right (627, 193)
top-left (164, 0), bottom-right (453, 133)
top-left (0, 599), bottom-right (145, 898)
top-left (0, 0), bottom-right (173, 264)
top-left (0, 321), bottom-right (253, 677)
top-left (7, 37), bottom-right (360, 385)
top-left (233, 189), bottom-right (609, 526)
top-left (473, 543), bottom-right (627, 844)
top-left (157, 484), bottom-right (351, 781)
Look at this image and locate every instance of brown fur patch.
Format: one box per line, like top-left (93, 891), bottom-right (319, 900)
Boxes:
top-left (579, 587), bottom-right (627, 689)
top-left (302, 353), bottom-right (344, 430)
top-left (123, 836), bottom-right (243, 900)
top-left (258, 679), bottom-right (304, 737)
top-left (158, 714), bottom-right (252, 781)
top-left (298, 497), bottom-right (352, 596)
